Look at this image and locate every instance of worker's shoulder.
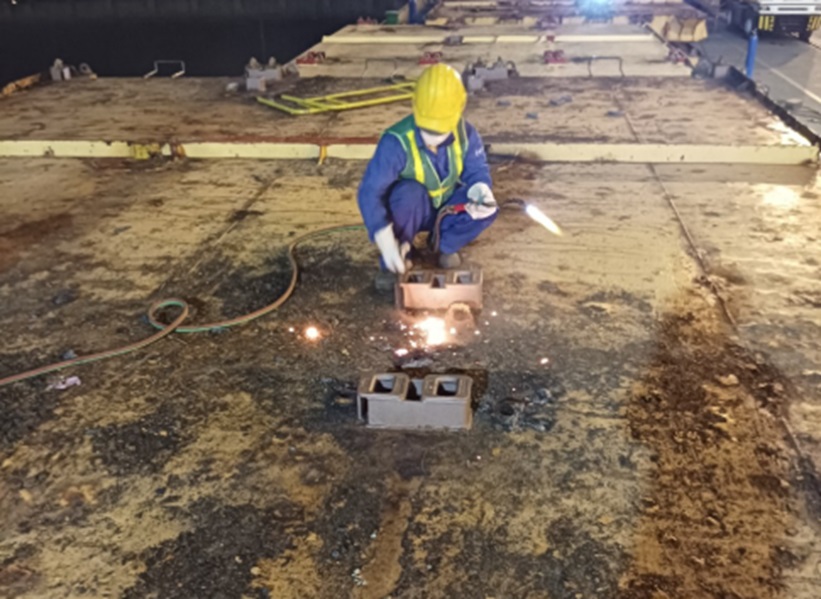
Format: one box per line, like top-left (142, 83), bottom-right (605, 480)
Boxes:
top-left (463, 119), bottom-right (481, 136)
top-left (384, 114), bottom-right (415, 132)
top-left (373, 128), bottom-right (407, 160)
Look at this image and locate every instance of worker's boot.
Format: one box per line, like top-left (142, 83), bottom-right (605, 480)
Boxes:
top-left (374, 270), bottom-right (397, 293)
top-left (438, 252), bottom-right (462, 269)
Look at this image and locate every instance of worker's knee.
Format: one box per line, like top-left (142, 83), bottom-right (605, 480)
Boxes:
top-left (386, 179), bottom-right (434, 244)
top-left (438, 210), bottom-right (497, 254)
top-left (387, 179), bottom-right (429, 213)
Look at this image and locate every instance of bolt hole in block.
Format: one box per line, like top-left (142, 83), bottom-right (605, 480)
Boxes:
top-left (408, 272), bottom-right (427, 284)
top-left (372, 375), bottom-right (396, 393)
top-left (436, 377), bottom-right (460, 397)
top-left (406, 379), bottom-right (424, 401)
top-left (455, 271), bottom-right (475, 284)
top-left (432, 274), bottom-right (447, 289)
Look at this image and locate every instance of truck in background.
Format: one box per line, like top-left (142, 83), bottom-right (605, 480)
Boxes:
top-left (725, 0), bottom-right (821, 41)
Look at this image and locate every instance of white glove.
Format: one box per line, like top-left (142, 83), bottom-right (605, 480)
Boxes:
top-left (374, 224), bottom-right (410, 274)
top-left (466, 182), bottom-right (498, 220)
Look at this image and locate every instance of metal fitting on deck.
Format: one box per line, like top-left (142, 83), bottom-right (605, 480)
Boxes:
top-left (357, 373), bottom-right (473, 430)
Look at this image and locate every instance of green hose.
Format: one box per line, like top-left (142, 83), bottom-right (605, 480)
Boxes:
top-left (0, 224), bottom-right (364, 388)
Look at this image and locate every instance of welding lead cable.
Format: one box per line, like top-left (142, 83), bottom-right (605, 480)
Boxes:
top-left (0, 224), bottom-right (364, 388)
top-left (3, 199), bottom-right (546, 387)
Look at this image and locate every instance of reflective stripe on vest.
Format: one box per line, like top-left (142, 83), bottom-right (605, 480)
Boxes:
top-left (406, 130), bottom-right (425, 188)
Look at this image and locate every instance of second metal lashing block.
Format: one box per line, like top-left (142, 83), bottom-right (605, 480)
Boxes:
top-left (395, 269), bottom-right (483, 311)
top-left (463, 58), bottom-right (518, 93)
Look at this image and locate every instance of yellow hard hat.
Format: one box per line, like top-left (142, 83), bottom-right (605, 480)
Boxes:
top-left (412, 64), bottom-right (467, 134)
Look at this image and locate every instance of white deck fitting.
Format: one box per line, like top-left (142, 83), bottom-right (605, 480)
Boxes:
top-left (300, 37), bottom-right (691, 79)
top-left (322, 23), bottom-right (662, 43)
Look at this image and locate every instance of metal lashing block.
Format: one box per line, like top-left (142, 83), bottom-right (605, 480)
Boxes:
top-left (245, 57), bottom-right (289, 92)
top-left (463, 58), bottom-right (518, 93)
top-left (419, 51), bottom-right (443, 65)
top-left (357, 373), bottom-right (473, 430)
top-left (50, 59), bottom-right (67, 82)
top-left (395, 269), bottom-right (483, 311)
top-left (543, 50), bottom-right (567, 64)
top-left (295, 51), bottom-right (327, 66)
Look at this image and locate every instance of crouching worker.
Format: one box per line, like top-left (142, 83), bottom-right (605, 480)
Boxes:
top-left (357, 63), bottom-right (498, 291)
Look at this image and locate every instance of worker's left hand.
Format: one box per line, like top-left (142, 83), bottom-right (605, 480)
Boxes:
top-left (466, 183), bottom-right (498, 220)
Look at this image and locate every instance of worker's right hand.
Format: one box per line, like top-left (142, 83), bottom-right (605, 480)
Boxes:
top-left (374, 224), bottom-right (407, 274)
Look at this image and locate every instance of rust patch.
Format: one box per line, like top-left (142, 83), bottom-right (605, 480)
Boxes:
top-left (0, 213), bottom-right (73, 272)
top-left (620, 302), bottom-right (802, 598)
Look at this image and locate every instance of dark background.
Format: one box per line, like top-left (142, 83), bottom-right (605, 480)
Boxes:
top-left (0, 18), bottom-right (350, 85)
top-left (0, 1), bottom-right (404, 85)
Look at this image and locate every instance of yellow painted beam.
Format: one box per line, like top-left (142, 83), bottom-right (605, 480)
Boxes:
top-left (486, 143), bottom-right (818, 165)
top-left (0, 140), bottom-right (815, 165)
top-left (0, 140), bottom-right (134, 158)
top-left (327, 144), bottom-right (378, 160)
top-left (181, 143), bottom-right (320, 160)
top-left (556, 34), bottom-right (656, 42)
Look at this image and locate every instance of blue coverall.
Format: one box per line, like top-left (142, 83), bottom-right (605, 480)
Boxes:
top-left (357, 121), bottom-right (497, 257)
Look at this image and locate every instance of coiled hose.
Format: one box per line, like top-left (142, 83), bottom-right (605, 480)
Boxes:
top-left (1, 199), bottom-right (528, 388)
top-left (0, 224), bottom-right (363, 388)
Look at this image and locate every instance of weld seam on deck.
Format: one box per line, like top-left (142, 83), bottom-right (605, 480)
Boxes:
top-left (0, 140), bottom-right (815, 165)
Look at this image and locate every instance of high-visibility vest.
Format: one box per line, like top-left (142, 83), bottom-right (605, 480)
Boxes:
top-left (384, 115), bottom-right (469, 209)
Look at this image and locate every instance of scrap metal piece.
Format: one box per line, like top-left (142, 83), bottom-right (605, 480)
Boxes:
top-left (396, 269), bottom-right (483, 311)
top-left (357, 373), bottom-right (473, 430)
top-left (1, 73), bottom-right (41, 97)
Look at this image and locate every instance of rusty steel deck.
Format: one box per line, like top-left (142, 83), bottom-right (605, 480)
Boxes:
top-left (1, 3), bottom-right (821, 599)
